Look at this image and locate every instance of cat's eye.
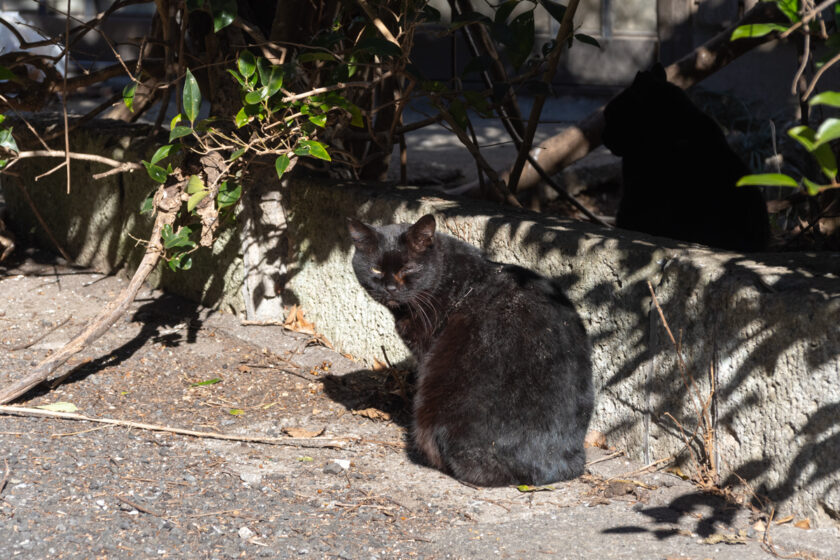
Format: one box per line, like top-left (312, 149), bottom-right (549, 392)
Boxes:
top-left (370, 267), bottom-right (382, 275)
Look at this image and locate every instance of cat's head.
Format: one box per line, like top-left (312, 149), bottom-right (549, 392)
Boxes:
top-left (602, 62), bottom-right (688, 156)
top-left (346, 214), bottom-right (439, 309)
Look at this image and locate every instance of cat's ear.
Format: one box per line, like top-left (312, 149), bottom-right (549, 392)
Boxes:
top-left (406, 214), bottom-right (436, 253)
top-left (346, 217), bottom-right (378, 252)
top-left (650, 62), bottom-right (666, 82)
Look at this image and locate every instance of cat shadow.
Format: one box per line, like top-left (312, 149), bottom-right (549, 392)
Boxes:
top-left (321, 365), bottom-right (429, 466)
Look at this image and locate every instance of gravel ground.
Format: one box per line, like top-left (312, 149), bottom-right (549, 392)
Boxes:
top-left (1, 252), bottom-right (839, 559)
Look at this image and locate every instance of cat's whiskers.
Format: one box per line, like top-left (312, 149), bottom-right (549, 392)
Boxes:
top-left (412, 290), bottom-right (440, 332)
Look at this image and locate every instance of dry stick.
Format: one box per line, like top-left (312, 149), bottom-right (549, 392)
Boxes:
top-left (356, 0), bottom-right (400, 46)
top-left (0, 191), bottom-right (179, 405)
top-left (0, 406), bottom-right (350, 449)
top-left (114, 494), bottom-right (165, 517)
top-left (506, 0), bottom-right (579, 193)
top-left (0, 457), bottom-right (8, 497)
top-left (501, 1), bottom-right (787, 193)
top-left (63, 0), bottom-right (71, 194)
top-left (10, 316), bottom-right (72, 351)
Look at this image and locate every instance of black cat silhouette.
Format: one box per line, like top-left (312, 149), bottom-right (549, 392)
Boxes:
top-left (602, 63), bottom-right (769, 251)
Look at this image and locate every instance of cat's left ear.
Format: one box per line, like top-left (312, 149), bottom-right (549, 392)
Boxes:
top-left (650, 62), bottom-right (667, 82)
top-left (347, 217), bottom-right (378, 252)
top-left (406, 214), bottom-right (436, 253)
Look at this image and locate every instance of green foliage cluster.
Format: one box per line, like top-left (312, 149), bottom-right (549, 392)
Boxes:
top-left (733, 0), bottom-right (840, 195)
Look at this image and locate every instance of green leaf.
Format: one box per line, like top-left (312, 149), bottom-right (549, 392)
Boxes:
top-left (355, 37), bottom-right (402, 58)
top-left (217, 182), bottom-right (241, 209)
top-left (736, 173), bottom-right (798, 188)
top-left (228, 408), bottom-right (244, 415)
top-left (0, 127), bottom-right (18, 154)
top-left (122, 82), bottom-right (137, 112)
top-left (539, 0), bottom-right (566, 24)
top-left (575, 33), bottom-right (601, 48)
top-left (508, 10), bottom-right (535, 70)
top-left (162, 225), bottom-right (196, 249)
top-left (234, 107), bottom-right (250, 128)
top-left (180, 255), bottom-right (193, 271)
top-left (297, 456), bottom-right (314, 462)
top-left (170, 113), bottom-right (182, 129)
top-left (191, 377), bottom-right (222, 386)
top-left (186, 174), bottom-right (205, 194)
top-left (789, 125), bottom-right (838, 180)
top-left (142, 161), bottom-right (169, 183)
top-left (295, 139), bottom-right (331, 161)
top-left (275, 154), bottom-right (291, 178)
top-left (237, 50), bottom-right (256, 78)
top-left (802, 177), bottom-right (823, 196)
top-left (140, 194), bottom-right (154, 214)
top-left (815, 118), bottom-right (840, 147)
top-left (169, 125), bottom-right (193, 142)
top-left (348, 104), bottom-right (364, 128)
top-left (226, 68), bottom-right (246, 87)
top-left (183, 68), bottom-right (201, 124)
top-left (188, 191), bottom-right (208, 212)
top-left (35, 402), bottom-right (78, 413)
top-left (245, 86), bottom-right (268, 105)
top-left (730, 23), bottom-right (789, 41)
top-left (257, 57), bottom-right (272, 88)
top-left (308, 114), bottom-right (327, 127)
top-left (422, 5), bottom-right (441, 22)
top-left (150, 143), bottom-right (177, 164)
top-left (210, 0), bottom-right (236, 32)
top-left (776, 0), bottom-right (801, 23)
top-left (229, 147), bottom-right (246, 161)
top-left (516, 484), bottom-right (555, 492)
top-left (266, 67), bottom-right (284, 98)
top-left (810, 91), bottom-right (840, 108)
top-left (495, 0), bottom-right (517, 24)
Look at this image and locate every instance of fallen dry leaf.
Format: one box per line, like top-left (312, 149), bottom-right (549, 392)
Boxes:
top-left (775, 514), bottom-right (794, 525)
top-left (794, 519), bottom-right (811, 530)
top-left (372, 359), bottom-right (389, 371)
top-left (283, 426), bottom-right (325, 438)
top-left (753, 520), bottom-right (767, 532)
top-left (703, 529), bottom-right (747, 545)
top-left (283, 305), bottom-right (317, 335)
top-left (584, 430), bottom-right (607, 449)
top-left (352, 408), bottom-right (391, 421)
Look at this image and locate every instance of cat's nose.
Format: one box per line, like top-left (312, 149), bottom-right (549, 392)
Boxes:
top-left (385, 282), bottom-right (398, 294)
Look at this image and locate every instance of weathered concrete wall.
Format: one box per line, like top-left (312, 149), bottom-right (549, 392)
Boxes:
top-left (4, 121), bottom-right (840, 526)
top-left (283, 179), bottom-right (840, 527)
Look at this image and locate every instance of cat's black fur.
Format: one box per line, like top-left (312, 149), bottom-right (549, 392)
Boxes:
top-left (602, 63), bottom-right (770, 252)
top-left (347, 214), bottom-right (593, 486)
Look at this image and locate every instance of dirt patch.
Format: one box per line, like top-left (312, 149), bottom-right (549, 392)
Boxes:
top-left (1, 252), bottom-right (835, 559)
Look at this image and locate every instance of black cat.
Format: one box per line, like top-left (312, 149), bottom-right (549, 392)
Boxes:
top-left (602, 63), bottom-right (770, 252)
top-left (346, 214), bottom-right (593, 486)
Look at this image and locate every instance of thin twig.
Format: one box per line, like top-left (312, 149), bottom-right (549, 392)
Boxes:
top-left (114, 494), bottom-right (165, 517)
top-left (585, 450), bottom-right (624, 467)
top-left (356, 0), bottom-right (400, 46)
top-left (0, 457), bottom-right (8, 497)
top-left (10, 316), bottom-right (71, 351)
top-left (6, 150), bottom-right (142, 171)
top-left (506, 0), bottom-right (580, 192)
top-left (0, 405), bottom-right (352, 448)
top-left (63, 0), bottom-right (71, 194)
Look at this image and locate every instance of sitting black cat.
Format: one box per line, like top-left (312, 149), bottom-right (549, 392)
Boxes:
top-left (347, 214), bottom-right (593, 486)
top-left (602, 63), bottom-right (769, 252)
